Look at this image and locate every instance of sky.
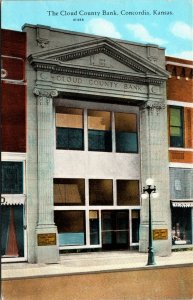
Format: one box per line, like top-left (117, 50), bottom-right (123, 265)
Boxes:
top-left (1, 0), bottom-right (193, 60)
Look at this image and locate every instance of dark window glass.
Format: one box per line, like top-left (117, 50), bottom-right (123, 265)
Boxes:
top-left (56, 107), bottom-right (84, 150)
top-left (89, 211), bottom-right (99, 245)
top-left (117, 180), bottom-right (140, 206)
top-left (88, 110), bottom-right (112, 152)
top-left (54, 179), bottom-right (85, 205)
top-left (54, 211), bottom-right (85, 246)
top-left (169, 107), bottom-right (184, 147)
top-left (115, 113), bottom-right (138, 153)
top-left (132, 210), bottom-right (140, 243)
top-left (1, 162), bottom-right (23, 194)
top-left (89, 179), bottom-right (113, 205)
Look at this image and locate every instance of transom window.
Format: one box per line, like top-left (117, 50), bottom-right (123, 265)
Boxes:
top-left (1, 162), bottom-right (23, 194)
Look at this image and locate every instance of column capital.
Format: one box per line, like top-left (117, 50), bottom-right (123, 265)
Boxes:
top-left (140, 101), bottom-right (166, 115)
top-left (33, 88), bottom-right (58, 103)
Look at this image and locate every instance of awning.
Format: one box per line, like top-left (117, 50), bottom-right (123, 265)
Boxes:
top-left (1, 195), bottom-right (25, 205)
top-left (171, 200), bottom-right (193, 208)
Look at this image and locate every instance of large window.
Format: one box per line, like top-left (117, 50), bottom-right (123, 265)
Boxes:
top-left (115, 113), bottom-right (138, 153)
top-left (54, 179), bottom-right (85, 205)
top-left (172, 208), bottom-right (192, 245)
top-left (89, 179), bottom-right (113, 205)
top-left (169, 106), bottom-right (184, 147)
top-left (56, 107), bottom-right (84, 150)
top-left (1, 162), bottom-right (23, 194)
top-left (54, 211), bottom-right (85, 246)
top-left (88, 110), bottom-right (112, 152)
top-left (117, 180), bottom-right (140, 206)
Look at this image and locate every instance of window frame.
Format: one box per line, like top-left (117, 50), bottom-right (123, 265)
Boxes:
top-left (169, 106), bottom-right (184, 148)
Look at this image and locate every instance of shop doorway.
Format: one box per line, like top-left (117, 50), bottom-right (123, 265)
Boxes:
top-left (102, 210), bottom-right (129, 250)
top-left (1, 205), bottom-right (26, 260)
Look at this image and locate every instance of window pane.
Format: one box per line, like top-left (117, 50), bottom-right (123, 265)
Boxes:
top-left (56, 107), bottom-right (84, 150)
top-left (115, 113), bottom-right (138, 153)
top-left (171, 127), bottom-right (181, 136)
top-left (54, 179), bottom-right (85, 205)
top-left (132, 210), bottom-right (140, 243)
top-left (170, 108), bottom-right (182, 126)
top-left (89, 179), bottom-right (113, 205)
top-left (89, 211), bottom-right (99, 245)
top-left (1, 162), bottom-right (23, 194)
top-left (54, 211), bottom-right (85, 246)
top-left (88, 110), bottom-right (112, 152)
top-left (117, 180), bottom-right (140, 206)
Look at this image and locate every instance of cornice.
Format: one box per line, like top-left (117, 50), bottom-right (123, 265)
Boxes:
top-left (31, 60), bottom-right (165, 85)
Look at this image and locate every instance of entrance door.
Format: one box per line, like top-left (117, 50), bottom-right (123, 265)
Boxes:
top-left (102, 210), bottom-right (129, 250)
top-left (1, 205), bottom-right (25, 259)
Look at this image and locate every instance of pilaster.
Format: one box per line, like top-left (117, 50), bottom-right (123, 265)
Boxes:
top-left (139, 100), bottom-right (172, 256)
top-left (33, 87), bottom-right (59, 263)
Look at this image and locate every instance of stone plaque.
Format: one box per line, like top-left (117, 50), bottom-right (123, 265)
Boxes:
top-left (153, 229), bottom-right (168, 240)
top-left (37, 233), bottom-right (56, 246)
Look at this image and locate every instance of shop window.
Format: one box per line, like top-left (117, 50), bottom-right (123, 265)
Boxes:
top-left (89, 211), bottom-right (99, 245)
top-left (1, 162), bottom-right (23, 194)
top-left (88, 110), bottom-right (112, 152)
top-left (89, 179), bottom-right (113, 205)
top-left (169, 106), bottom-right (184, 147)
top-left (172, 208), bottom-right (192, 245)
top-left (115, 113), bottom-right (138, 153)
top-left (132, 210), bottom-right (140, 243)
top-left (56, 107), bottom-right (84, 150)
top-left (54, 211), bottom-right (85, 246)
top-left (54, 179), bottom-right (85, 205)
top-left (117, 180), bottom-right (140, 206)
top-left (1, 205), bottom-right (24, 257)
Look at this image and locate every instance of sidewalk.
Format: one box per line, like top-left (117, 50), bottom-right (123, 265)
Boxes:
top-left (2, 250), bottom-right (193, 279)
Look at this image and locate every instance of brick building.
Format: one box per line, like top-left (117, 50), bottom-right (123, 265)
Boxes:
top-left (1, 29), bottom-right (27, 262)
top-left (166, 56), bottom-right (193, 248)
top-left (1, 26), bottom-right (193, 263)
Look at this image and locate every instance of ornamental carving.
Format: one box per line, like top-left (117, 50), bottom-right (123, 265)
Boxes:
top-left (33, 88), bottom-right (58, 105)
top-left (141, 101), bottom-right (166, 115)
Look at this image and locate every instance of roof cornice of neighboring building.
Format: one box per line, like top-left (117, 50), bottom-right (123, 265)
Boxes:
top-left (166, 56), bottom-right (193, 68)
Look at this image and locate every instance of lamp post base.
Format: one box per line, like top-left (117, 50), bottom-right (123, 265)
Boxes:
top-left (147, 248), bottom-right (156, 266)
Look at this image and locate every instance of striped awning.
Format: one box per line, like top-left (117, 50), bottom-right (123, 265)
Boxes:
top-left (171, 201), bottom-right (193, 208)
top-left (1, 195), bottom-right (25, 205)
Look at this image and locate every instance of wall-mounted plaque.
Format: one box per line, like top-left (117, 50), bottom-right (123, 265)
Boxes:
top-left (37, 233), bottom-right (56, 246)
top-left (153, 229), bottom-right (168, 240)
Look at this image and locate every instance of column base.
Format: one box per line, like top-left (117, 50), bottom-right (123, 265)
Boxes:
top-left (35, 225), bottom-right (59, 263)
top-left (139, 223), bottom-right (172, 256)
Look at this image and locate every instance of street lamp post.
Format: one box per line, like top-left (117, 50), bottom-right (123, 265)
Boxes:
top-left (141, 178), bottom-right (158, 266)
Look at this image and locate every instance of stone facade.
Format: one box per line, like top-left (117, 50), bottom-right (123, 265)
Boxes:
top-left (22, 24), bottom-right (171, 263)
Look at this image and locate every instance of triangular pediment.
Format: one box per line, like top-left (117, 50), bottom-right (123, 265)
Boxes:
top-left (29, 38), bottom-right (169, 78)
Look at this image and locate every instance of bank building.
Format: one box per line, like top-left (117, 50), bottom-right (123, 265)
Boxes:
top-left (1, 25), bottom-right (193, 264)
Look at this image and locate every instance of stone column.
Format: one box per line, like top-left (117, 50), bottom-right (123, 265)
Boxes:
top-left (139, 100), bottom-right (172, 256)
top-left (33, 88), bottom-right (59, 263)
